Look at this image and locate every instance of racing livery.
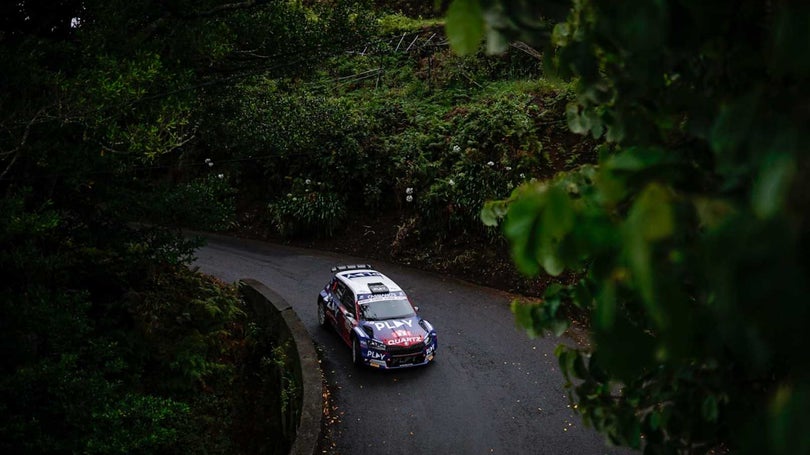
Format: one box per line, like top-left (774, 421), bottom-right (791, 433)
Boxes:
top-left (317, 264), bottom-right (437, 369)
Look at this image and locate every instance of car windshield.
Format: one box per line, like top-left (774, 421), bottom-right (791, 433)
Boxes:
top-left (360, 298), bottom-right (415, 321)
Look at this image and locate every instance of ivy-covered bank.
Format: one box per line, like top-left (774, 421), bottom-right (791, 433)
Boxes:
top-left (224, 43), bottom-right (587, 238)
top-left (208, 26), bottom-right (592, 296)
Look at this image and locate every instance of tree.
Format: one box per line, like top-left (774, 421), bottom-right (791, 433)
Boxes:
top-left (447, 1), bottom-right (810, 454)
top-left (0, 1), bottom-right (373, 452)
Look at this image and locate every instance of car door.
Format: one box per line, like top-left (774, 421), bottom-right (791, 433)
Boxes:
top-left (322, 278), bottom-right (339, 325)
top-left (334, 281), bottom-right (356, 344)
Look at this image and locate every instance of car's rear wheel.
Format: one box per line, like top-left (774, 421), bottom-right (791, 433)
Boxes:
top-left (352, 337), bottom-right (362, 366)
top-left (317, 298), bottom-right (328, 328)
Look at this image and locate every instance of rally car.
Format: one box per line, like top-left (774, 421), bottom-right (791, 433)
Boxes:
top-left (317, 264), bottom-right (437, 369)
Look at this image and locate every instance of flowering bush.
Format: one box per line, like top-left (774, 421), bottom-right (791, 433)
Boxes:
top-left (267, 179), bottom-right (347, 237)
top-left (212, 37), bottom-right (581, 246)
top-left (418, 156), bottom-right (515, 240)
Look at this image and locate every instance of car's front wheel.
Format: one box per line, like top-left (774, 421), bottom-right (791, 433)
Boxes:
top-left (352, 337), bottom-right (362, 366)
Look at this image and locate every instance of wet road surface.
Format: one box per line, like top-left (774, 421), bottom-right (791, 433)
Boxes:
top-left (194, 235), bottom-right (634, 455)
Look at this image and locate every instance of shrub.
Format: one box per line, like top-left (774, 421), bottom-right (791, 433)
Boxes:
top-left (84, 394), bottom-right (191, 454)
top-left (0, 188), bottom-right (248, 454)
top-left (151, 175), bottom-right (236, 231)
top-left (268, 180), bottom-right (348, 238)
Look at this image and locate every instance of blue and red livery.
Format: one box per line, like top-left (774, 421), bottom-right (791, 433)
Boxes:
top-left (317, 264), bottom-right (437, 369)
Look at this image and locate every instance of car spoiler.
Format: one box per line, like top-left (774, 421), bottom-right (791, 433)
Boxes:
top-left (331, 264), bottom-right (374, 273)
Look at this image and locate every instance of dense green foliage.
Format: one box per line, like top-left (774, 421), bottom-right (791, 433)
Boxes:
top-left (0, 0), bottom-right (372, 452)
top-left (18, 0), bottom-right (802, 452)
top-left (217, 35), bottom-right (587, 247)
top-left (0, 190), bottom-right (246, 452)
top-left (449, 0), bottom-right (810, 454)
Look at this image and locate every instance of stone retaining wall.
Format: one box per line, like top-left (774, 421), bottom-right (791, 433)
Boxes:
top-left (239, 279), bottom-right (322, 455)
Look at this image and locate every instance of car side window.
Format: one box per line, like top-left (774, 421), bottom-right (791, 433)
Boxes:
top-left (332, 282), bottom-right (353, 315)
top-left (340, 288), bottom-right (356, 317)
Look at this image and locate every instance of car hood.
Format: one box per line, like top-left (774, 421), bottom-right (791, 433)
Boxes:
top-left (364, 316), bottom-right (426, 347)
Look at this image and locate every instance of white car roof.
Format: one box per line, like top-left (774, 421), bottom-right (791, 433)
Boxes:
top-left (336, 269), bottom-right (403, 296)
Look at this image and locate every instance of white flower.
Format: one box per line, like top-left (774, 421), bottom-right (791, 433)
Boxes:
top-left (287, 193), bottom-right (292, 197)
top-left (452, 145), bottom-right (461, 153)
top-left (530, 177), bottom-right (537, 183)
top-left (507, 182), bottom-right (514, 189)
top-left (217, 174), bottom-right (224, 179)
top-left (506, 166), bottom-right (512, 171)
top-left (406, 195), bottom-right (413, 203)
top-left (520, 173), bottom-right (526, 179)
top-left (448, 179), bottom-right (455, 186)
top-left (204, 158), bottom-right (211, 164)
top-left (292, 197), bottom-right (297, 201)
top-left (405, 187), bottom-right (414, 195)
top-left (487, 161), bottom-right (495, 166)
top-left (208, 161), bottom-right (214, 167)
top-left (305, 179), bottom-right (311, 185)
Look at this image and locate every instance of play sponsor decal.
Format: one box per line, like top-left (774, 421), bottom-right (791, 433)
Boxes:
top-left (366, 350), bottom-right (386, 360)
top-left (372, 319), bottom-right (413, 331)
top-left (367, 318), bottom-right (426, 346)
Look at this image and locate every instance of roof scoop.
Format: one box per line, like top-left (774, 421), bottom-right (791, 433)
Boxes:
top-left (368, 282), bottom-right (389, 294)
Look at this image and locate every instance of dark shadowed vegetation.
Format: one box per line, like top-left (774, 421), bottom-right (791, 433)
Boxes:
top-left (0, 1), bottom-right (371, 453)
top-left (447, 1), bottom-right (810, 454)
top-left (6, 0), bottom-right (807, 454)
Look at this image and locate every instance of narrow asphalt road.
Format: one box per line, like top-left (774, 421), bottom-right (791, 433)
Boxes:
top-left (194, 235), bottom-right (634, 455)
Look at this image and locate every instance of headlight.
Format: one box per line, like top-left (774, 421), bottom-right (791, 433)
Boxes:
top-left (368, 339), bottom-right (386, 350)
top-left (423, 333), bottom-right (434, 345)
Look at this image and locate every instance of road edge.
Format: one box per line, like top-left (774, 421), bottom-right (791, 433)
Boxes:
top-left (239, 279), bottom-right (323, 455)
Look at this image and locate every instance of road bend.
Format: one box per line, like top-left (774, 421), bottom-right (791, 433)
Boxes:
top-left (194, 235), bottom-right (634, 455)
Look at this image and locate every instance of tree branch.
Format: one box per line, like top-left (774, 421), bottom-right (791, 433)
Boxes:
top-left (185, 0), bottom-right (264, 19)
top-left (138, 0), bottom-right (267, 42)
top-left (509, 41), bottom-right (543, 60)
top-left (0, 107), bottom-right (46, 181)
